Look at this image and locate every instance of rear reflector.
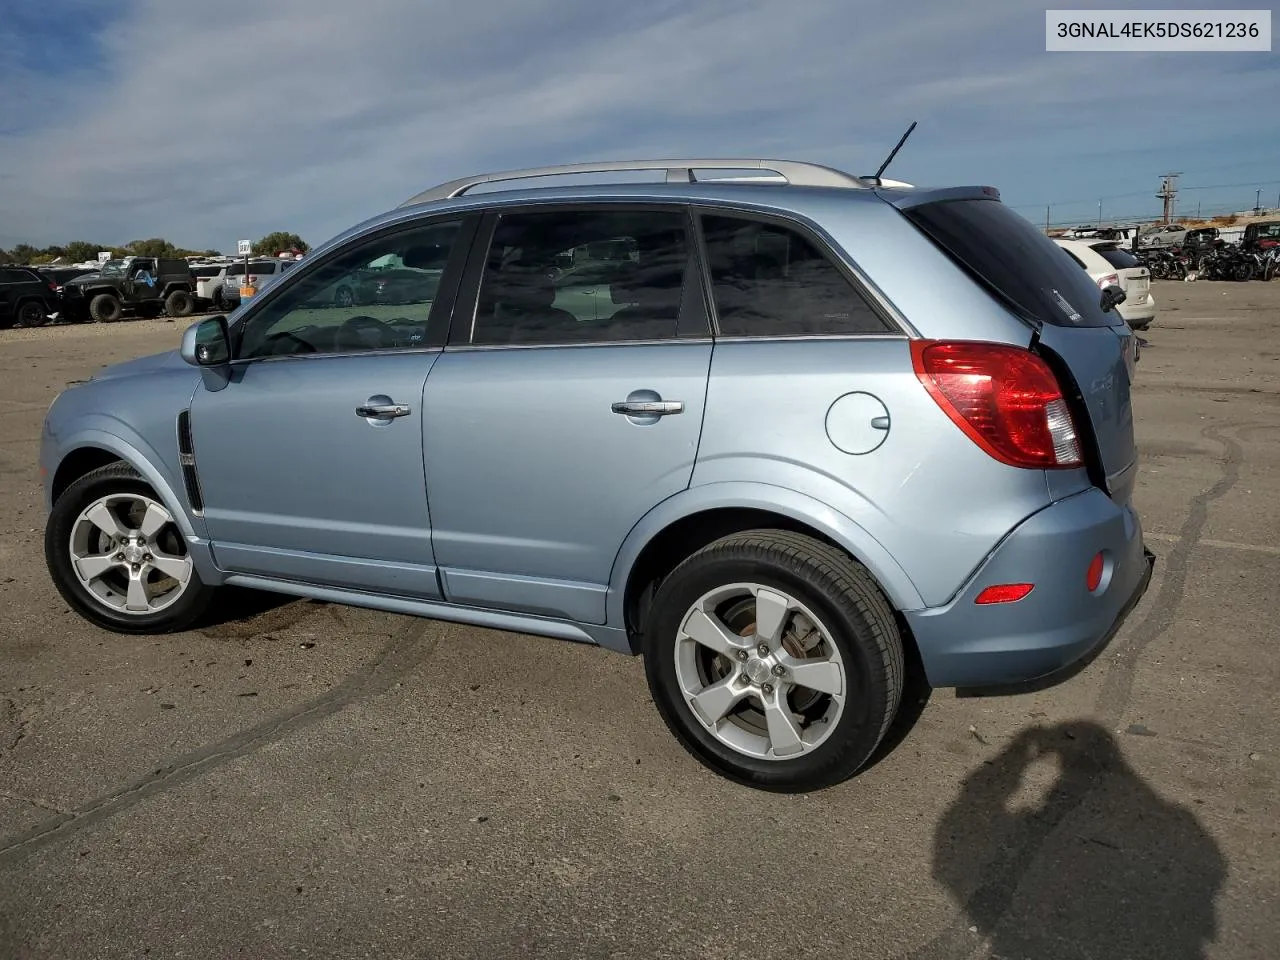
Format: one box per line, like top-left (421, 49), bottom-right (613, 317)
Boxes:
top-left (975, 583), bottom-right (1034, 604)
top-left (1086, 552), bottom-right (1104, 592)
top-left (911, 340), bottom-right (1083, 469)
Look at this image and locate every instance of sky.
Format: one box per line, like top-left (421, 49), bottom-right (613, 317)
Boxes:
top-left (1, 0), bottom-right (1277, 254)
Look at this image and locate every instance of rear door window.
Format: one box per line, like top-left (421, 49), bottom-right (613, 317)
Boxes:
top-left (699, 213), bottom-right (890, 337)
top-left (904, 198), bottom-right (1120, 328)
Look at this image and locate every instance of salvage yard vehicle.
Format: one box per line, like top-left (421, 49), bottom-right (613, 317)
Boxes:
top-left (1054, 237), bottom-right (1156, 330)
top-left (59, 257), bottom-right (197, 322)
top-left (0, 264), bottom-right (59, 328)
top-left (39, 158), bottom-right (1153, 792)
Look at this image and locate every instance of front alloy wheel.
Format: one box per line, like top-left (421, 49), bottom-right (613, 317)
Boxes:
top-left (45, 462), bottom-right (215, 633)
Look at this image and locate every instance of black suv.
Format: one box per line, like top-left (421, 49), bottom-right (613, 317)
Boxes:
top-left (60, 257), bottom-right (197, 323)
top-left (0, 265), bottom-right (58, 329)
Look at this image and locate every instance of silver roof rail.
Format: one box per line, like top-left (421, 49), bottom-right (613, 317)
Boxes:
top-left (398, 158), bottom-right (874, 207)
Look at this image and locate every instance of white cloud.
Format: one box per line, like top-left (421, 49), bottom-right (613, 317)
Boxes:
top-left (1, 0), bottom-right (1276, 251)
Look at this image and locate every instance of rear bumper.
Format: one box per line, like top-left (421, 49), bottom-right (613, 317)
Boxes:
top-left (904, 487), bottom-right (1154, 691)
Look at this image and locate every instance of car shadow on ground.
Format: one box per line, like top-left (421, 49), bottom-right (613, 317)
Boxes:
top-left (929, 720), bottom-right (1226, 960)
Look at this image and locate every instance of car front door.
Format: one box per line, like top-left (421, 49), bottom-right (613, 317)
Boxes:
top-left (187, 214), bottom-right (475, 598)
top-left (422, 204), bottom-right (712, 624)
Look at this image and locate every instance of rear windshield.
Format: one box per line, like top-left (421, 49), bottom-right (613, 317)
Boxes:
top-left (1091, 244), bottom-right (1140, 270)
top-left (192, 266), bottom-right (223, 278)
top-left (226, 261), bottom-right (278, 276)
top-left (903, 198), bottom-right (1119, 328)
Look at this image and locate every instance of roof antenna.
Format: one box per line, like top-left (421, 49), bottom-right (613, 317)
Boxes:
top-left (869, 121), bottom-right (917, 185)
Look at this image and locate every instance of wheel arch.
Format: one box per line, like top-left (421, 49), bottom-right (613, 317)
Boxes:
top-left (48, 431), bottom-right (200, 541)
top-left (610, 483), bottom-right (926, 655)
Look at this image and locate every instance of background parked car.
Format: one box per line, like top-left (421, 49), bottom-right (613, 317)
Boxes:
top-left (1135, 223), bottom-right (1188, 250)
top-left (1053, 237), bottom-right (1156, 330)
top-left (0, 265), bottom-right (58, 328)
top-left (221, 259), bottom-right (296, 309)
top-left (190, 264), bottom-right (230, 312)
top-left (37, 266), bottom-right (98, 299)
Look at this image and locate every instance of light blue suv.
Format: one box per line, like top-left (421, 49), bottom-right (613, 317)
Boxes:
top-left (39, 159), bottom-right (1154, 792)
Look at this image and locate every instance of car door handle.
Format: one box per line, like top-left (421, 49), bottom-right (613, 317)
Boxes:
top-left (611, 400), bottom-right (683, 416)
top-left (356, 403), bottom-right (411, 419)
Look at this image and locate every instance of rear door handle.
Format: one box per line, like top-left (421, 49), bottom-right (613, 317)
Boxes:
top-left (356, 403), bottom-right (411, 419)
top-left (611, 400), bottom-right (683, 417)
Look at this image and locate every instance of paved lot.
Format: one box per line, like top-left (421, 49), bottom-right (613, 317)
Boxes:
top-left (1, 285), bottom-right (1277, 960)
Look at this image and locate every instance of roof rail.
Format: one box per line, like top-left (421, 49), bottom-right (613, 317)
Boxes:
top-left (398, 158), bottom-right (873, 207)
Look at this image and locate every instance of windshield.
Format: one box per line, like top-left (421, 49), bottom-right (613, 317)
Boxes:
top-left (98, 260), bottom-right (127, 276)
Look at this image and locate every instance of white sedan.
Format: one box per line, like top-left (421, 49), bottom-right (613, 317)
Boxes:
top-left (1053, 237), bottom-right (1156, 331)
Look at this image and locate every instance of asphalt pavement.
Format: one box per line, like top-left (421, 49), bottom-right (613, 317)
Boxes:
top-left (1, 283), bottom-right (1277, 959)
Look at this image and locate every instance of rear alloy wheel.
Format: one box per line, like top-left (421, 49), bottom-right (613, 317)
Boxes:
top-left (643, 529), bottom-right (904, 792)
top-left (89, 293), bottom-right (123, 323)
top-left (16, 300), bottom-right (49, 327)
top-left (165, 290), bottom-right (195, 318)
top-left (45, 462), bottom-right (215, 633)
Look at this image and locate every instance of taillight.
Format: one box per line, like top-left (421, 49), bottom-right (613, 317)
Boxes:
top-left (911, 340), bottom-right (1083, 469)
top-left (1096, 273), bottom-right (1120, 289)
top-left (48, 281), bottom-right (57, 293)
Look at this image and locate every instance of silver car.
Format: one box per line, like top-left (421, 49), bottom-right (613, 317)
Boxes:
top-left (39, 158), bottom-right (1152, 792)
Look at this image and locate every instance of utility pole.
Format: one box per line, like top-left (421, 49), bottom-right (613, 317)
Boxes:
top-left (1098, 199), bottom-right (1103, 224)
top-left (1156, 172), bottom-right (1181, 224)
top-left (1255, 188), bottom-right (1262, 214)
top-left (1045, 205), bottom-right (1050, 234)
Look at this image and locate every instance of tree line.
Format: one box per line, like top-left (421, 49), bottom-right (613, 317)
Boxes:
top-left (1, 232), bottom-right (310, 265)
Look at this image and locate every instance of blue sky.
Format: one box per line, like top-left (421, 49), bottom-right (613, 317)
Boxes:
top-left (1, 0), bottom-right (1277, 253)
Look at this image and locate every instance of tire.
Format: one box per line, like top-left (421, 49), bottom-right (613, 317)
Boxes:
top-left (165, 289), bottom-right (194, 318)
top-left (1232, 262), bottom-right (1254, 282)
top-left (335, 285), bottom-right (355, 308)
top-left (44, 461), bottom-right (216, 634)
top-left (89, 293), bottom-right (123, 323)
top-left (16, 300), bottom-right (49, 327)
top-left (212, 288), bottom-right (226, 311)
top-left (642, 528), bottom-right (904, 792)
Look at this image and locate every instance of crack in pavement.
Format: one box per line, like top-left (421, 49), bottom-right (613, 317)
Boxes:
top-left (0, 791), bottom-right (71, 816)
top-left (0, 618), bottom-right (435, 869)
top-left (901, 420), bottom-right (1254, 960)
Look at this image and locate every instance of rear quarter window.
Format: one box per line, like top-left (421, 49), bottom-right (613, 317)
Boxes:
top-left (904, 198), bottom-right (1119, 328)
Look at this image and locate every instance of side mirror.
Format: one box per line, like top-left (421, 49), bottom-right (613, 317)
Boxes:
top-left (1099, 284), bottom-right (1127, 314)
top-left (181, 315), bottom-right (231, 367)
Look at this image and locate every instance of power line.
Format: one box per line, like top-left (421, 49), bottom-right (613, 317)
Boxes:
top-left (1011, 178), bottom-right (1280, 212)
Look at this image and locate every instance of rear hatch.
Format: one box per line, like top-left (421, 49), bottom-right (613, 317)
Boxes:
top-left (1090, 242), bottom-right (1149, 304)
top-left (891, 193), bottom-right (1139, 504)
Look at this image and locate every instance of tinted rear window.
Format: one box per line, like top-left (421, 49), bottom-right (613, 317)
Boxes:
top-left (192, 266), bottom-right (223, 278)
top-left (904, 198), bottom-right (1118, 328)
top-left (226, 261), bottom-right (279, 276)
top-left (1091, 244), bottom-right (1140, 270)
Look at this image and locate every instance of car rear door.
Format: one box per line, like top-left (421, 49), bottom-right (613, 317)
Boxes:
top-left (899, 196), bottom-right (1139, 504)
top-left (420, 203), bottom-right (712, 625)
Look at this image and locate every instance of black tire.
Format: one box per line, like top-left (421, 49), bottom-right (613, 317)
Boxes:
top-left (1232, 261), bottom-right (1254, 282)
top-left (212, 288), bottom-right (225, 311)
top-left (642, 528), bottom-right (905, 792)
top-left (16, 300), bottom-right (49, 327)
top-left (165, 289), bottom-right (195, 318)
top-left (89, 293), bottom-right (123, 323)
top-left (335, 285), bottom-right (355, 308)
top-left (44, 461), bottom-right (216, 634)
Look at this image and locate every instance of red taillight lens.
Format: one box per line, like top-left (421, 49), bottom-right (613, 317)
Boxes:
top-left (1086, 552), bottom-right (1104, 592)
top-left (48, 281), bottom-right (57, 292)
top-left (911, 340), bottom-right (1083, 469)
top-left (975, 583), bottom-right (1034, 604)
top-left (1096, 273), bottom-right (1120, 289)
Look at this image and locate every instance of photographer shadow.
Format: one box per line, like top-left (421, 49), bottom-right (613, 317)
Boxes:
top-left (932, 720), bottom-right (1226, 960)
